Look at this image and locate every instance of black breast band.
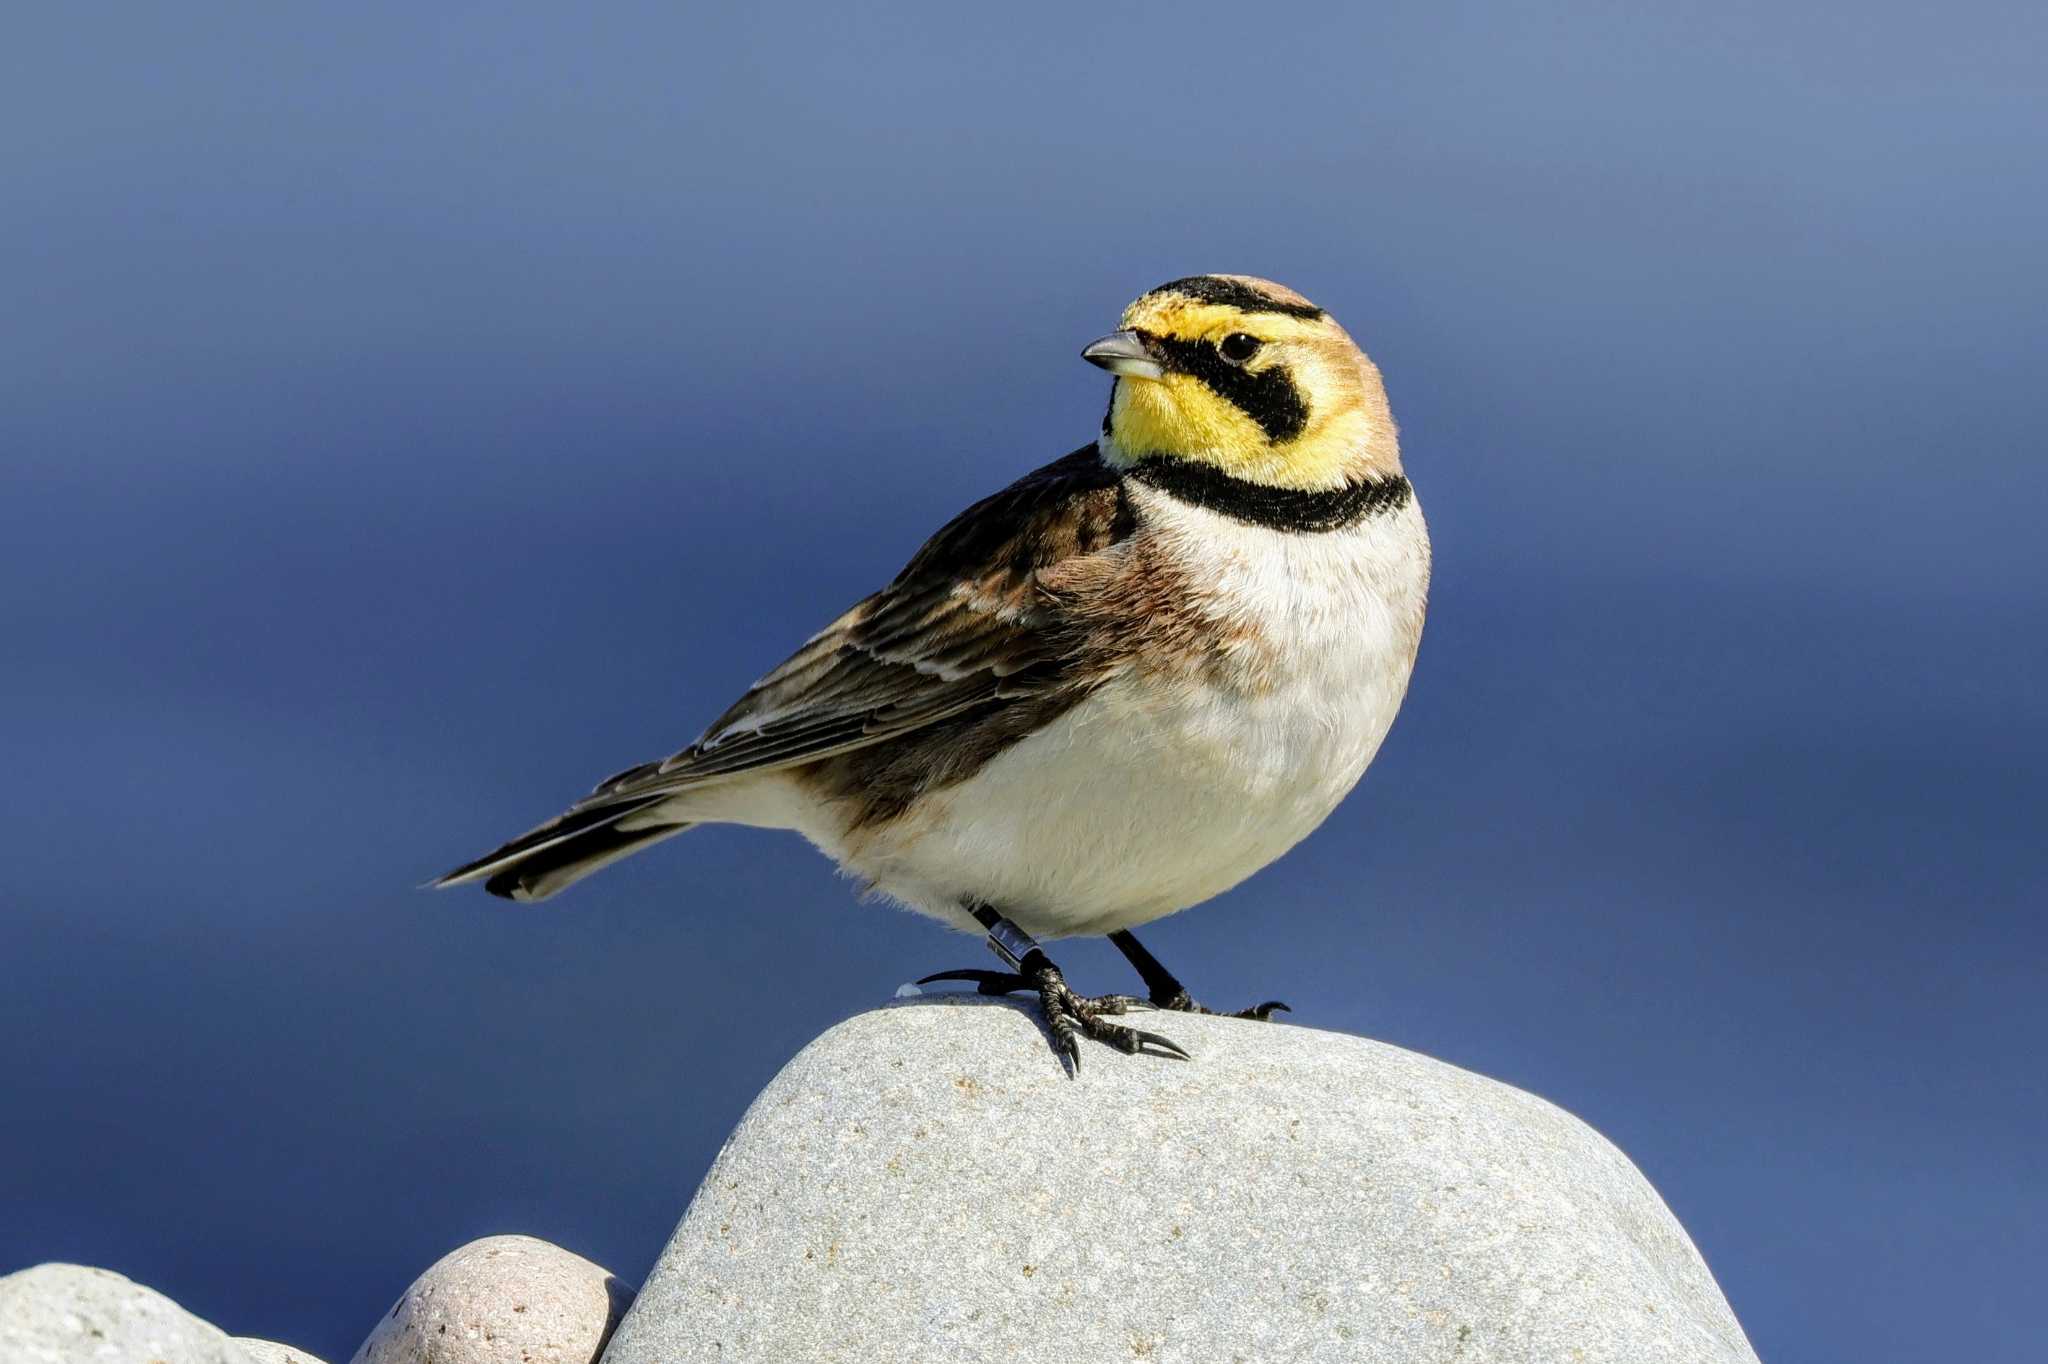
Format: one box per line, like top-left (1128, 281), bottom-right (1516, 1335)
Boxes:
top-left (1125, 457), bottom-right (1412, 532)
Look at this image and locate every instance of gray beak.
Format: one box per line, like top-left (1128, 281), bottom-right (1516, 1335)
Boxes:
top-left (1081, 330), bottom-right (1166, 381)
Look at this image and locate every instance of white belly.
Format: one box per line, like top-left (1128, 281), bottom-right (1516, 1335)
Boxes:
top-left (826, 494), bottom-right (1430, 939)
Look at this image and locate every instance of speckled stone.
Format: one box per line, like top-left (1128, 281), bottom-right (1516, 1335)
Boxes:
top-left (602, 998), bottom-right (1759, 1364)
top-left (350, 1236), bottom-right (633, 1364)
top-left (0, 1263), bottom-right (258, 1364)
top-left (235, 1339), bottom-right (330, 1364)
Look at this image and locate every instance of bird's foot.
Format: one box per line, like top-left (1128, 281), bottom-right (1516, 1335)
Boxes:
top-left (1149, 988), bottom-right (1291, 1021)
top-left (1104, 929), bottom-right (1290, 1021)
top-left (914, 964), bottom-right (1190, 1074)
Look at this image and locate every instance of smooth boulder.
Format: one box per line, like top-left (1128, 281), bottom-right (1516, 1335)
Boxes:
top-left (602, 997), bottom-right (1760, 1364)
top-left (350, 1235), bottom-right (633, 1364)
top-left (0, 1263), bottom-right (258, 1364)
top-left (236, 1339), bottom-right (330, 1364)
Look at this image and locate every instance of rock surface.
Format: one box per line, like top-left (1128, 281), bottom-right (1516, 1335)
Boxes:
top-left (350, 1235), bottom-right (633, 1364)
top-left (603, 998), bottom-right (1759, 1364)
top-left (0, 1263), bottom-right (258, 1364)
top-left (236, 1339), bottom-right (330, 1364)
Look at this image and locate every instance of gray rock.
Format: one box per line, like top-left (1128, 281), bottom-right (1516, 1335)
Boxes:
top-left (350, 1235), bottom-right (633, 1364)
top-left (604, 998), bottom-right (1759, 1364)
top-left (235, 1339), bottom-right (330, 1364)
top-left (0, 1263), bottom-right (258, 1364)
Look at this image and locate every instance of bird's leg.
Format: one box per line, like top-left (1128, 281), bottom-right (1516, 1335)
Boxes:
top-left (917, 905), bottom-right (1190, 1074)
top-left (1108, 929), bottom-right (1291, 1020)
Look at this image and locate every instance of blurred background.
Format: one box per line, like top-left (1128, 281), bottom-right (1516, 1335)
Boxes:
top-left (3, 3), bottom-right (2042, 1360)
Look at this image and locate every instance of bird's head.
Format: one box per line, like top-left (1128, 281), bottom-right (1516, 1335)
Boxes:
top-left (1085, 275), bottom-right (1399, 490)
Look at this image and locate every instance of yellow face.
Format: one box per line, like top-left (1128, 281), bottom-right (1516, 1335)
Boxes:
top-left (1087, 275), bottom-right (1398, 490)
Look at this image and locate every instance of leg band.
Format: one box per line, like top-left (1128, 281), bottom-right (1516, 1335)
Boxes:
top-left (969, 904), bottom-right (1044, 973)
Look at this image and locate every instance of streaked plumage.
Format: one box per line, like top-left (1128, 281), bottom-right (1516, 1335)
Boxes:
top-left (435, 275), bottom-right (1430, 1067)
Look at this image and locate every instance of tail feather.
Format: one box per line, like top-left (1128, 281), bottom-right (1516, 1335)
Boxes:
top-left (483, 819), bottom-right (695, 900)
top-left (430, 795), bottom-right (693, 902)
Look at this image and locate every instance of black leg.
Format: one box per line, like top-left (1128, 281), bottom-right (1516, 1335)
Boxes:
top-left (1108, 929), bottom-right (1291, 1020)
top-left (917, 906), bottom-right (1191, 1074)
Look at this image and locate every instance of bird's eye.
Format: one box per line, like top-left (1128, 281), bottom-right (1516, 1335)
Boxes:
top-left (1219, 332), bottom-right (1262, 364)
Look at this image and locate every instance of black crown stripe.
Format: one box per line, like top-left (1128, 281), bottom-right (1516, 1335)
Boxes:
top-left (1147, 276), bottom-right (1326, 320)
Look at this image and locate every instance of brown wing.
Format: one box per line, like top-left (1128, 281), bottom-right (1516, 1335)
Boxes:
top-left (578, 445), bottom-right (1135, 807)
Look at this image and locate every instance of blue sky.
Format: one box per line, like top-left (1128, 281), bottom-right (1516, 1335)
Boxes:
top-left (3, 4), bottom-right (2043, 1361)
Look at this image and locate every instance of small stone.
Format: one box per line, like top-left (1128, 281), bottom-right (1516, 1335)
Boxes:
top-left (350, 1235), bottom-right (633, 1364)
top-left (236, 1339), bottom-right (331, 1364)
top-left (0, 1263), bottom-right (257, 1364)
top-left (602, 999), bottom-right (1761, 1363)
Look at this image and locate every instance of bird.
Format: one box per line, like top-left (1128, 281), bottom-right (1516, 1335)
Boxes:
top-left (433, 274), bottom-right (1430, 1072)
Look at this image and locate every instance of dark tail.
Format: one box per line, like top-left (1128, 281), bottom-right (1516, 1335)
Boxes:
top-left (429, 796), bottom-right (695, 902)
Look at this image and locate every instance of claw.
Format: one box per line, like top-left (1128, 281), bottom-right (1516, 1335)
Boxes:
top-left (1153, 994), bottom-right (1293, 1020)
top-left (1132, 1029), bottom-right (1193, 1061)
top-left (916, 969), bottom-right (1032, 996)
top-left (1042, 991), bottom-right (1192, 1071)
top-left (1081, 1019), bottom-right (1194, 1062)
top-left (923, 929), bottom-right (1191, 1073)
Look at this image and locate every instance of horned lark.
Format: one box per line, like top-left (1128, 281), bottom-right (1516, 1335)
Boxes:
top-left (435, 275), bottom-right (1430, 1070)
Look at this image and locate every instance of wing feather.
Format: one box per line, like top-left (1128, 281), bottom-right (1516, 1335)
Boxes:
top-left (577, 446), bottom-right (1131, 809)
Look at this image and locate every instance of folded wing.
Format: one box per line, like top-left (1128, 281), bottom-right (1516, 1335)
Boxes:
top-left (433, 445), bottom-right (1135, 898)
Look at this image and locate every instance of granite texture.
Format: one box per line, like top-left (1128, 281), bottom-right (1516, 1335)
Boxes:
top-left (350, 1236), bottom-right (634, 1364)
top-left (235, 1339), bottom-right (330, 1364)
top-left (0, 1263), bottom-right (258, 1364)
top-left (602, 997), bottom-right (1759, 1364)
